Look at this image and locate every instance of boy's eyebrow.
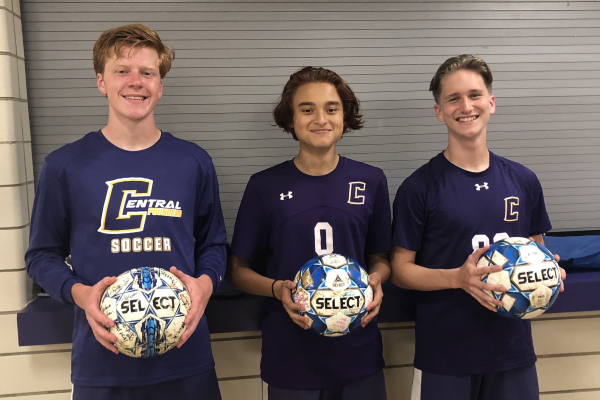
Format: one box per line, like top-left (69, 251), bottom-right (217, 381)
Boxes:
top-left (443, 92), bottom-right (460, 100)
top-left (443, 89), bottom-right (484, 100)
top-left (110, 61), bottom-right (158, 71)
top-left (297, 101), bottom-right (341, 107)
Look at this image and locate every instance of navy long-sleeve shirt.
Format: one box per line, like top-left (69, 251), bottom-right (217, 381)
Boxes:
top-left (26, 130), bottom-right (227, 386)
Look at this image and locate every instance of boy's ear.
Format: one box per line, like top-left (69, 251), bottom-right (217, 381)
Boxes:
top-left (97, 73), bottom-right (107, 96)
top-left (434, 103), bottom-right (444, 122)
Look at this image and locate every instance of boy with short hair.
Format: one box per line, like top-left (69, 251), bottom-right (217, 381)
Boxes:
top-left (391, 54), bottom-right (565, 400)
top-left (26, 24), bottom-right (226, 399)
top-left (228, 66), bottom-right (391, 399)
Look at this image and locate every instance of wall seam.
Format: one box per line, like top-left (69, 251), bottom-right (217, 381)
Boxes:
top-left (0, 223), bottom-right (30, 231)
top-left (218, 375), bottom-right (261, 382)
top-left (0, 349), bottom-right (71, 357)
top-left (211, 335), bottom-right (262, 342)
top-left (384, 363), bottom-right (414, 369)
top-left (540, 387), bottom-right (600, 395)
top-left (0, 6), bottom-right (19, 18)
top-left (0, 52), bottom-right (24, 61)
top-left (0, 389), bottom-right (71, 399)
top-left (0, 181), bottom-right (33, 188)
top-left (537, 351), bottom-right (600, 359)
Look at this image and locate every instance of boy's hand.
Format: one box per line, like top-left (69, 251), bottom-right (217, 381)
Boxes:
top-left (454, 246), bottom-right (507, 312)
top-left (72, 277), bottom-right (119, 354)
top-left (170, 266), bottom-right (213, 348)
top-left (276, 280), bottom-right (311, 330)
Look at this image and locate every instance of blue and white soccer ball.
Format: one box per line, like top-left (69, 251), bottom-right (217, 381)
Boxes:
top-left (478, 237), bottom-right (561, 319)
top-left (292, 253), bottom-right (373, 337)
top-left (100, 267), bottom-right (190, 358)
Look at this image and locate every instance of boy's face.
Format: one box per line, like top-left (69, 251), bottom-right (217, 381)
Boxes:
top-left (291, 82), bottom-right (344, 151)
top-left (97, 46), bottom-right (163, 123)
top-left (434, 69), bottom-right (495, 141)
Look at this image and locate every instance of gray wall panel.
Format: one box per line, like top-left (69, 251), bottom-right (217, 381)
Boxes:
top-left (21, 0), bottom-right (600, 233)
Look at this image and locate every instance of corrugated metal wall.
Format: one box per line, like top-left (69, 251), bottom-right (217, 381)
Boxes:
top-left (5, 1), bottom-right (599, 399)
top-left (21, 0), bottom-right (600, 234)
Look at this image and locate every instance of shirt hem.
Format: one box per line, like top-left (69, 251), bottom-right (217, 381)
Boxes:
top-left (261, 362), bottom-right (385, 391)
top-left (71, 362), bottom-right (215, 387)
top-left (414, 356), bottom-right (537, 376)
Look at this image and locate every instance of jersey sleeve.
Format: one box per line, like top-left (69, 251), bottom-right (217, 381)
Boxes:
top-left (25, 160), bottom-right (84, 304)
top-left (194, 159), bottom-right (228, 292)
top-left (392, 172), bottom-right (428, 251)
top-left (527, 172), bottom-right (552, 236)
top-left (230, 176), bottom-right (269, 266)
top-left (365, 172), bottom-right (392, 256)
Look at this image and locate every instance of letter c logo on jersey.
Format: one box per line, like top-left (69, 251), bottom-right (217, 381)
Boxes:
top-left (98, 178), bottom-right (183, 234)
top-left (98, 178), bottom-right (154, 234)
top-left (348, 182), bottom-right (366, 205)
top-left (504, 196), bottom-right (520, 222)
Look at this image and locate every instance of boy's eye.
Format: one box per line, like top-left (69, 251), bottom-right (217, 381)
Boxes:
top-left (301, 109), bottom-right (313, 113)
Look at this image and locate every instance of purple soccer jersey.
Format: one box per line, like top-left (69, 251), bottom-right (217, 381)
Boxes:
top-left (231, 156), bottom-right (391, 390)
top-left (392, 152), bottom-right (552, 375)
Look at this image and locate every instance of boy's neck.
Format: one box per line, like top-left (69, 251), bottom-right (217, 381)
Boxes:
top-left (101, 113), bottom-right (161, 151)
top-left (444, 133), bottom-right (490, 173)
top-left (294, 145), bottom-right (339, 176)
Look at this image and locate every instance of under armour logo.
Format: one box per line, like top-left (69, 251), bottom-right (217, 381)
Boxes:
top-left (475, 182), bottom-right (489, 191)
top-left (280, 191), bottom-right (293, 200)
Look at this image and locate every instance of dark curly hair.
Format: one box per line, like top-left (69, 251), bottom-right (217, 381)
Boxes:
top-left (429, 54), bottom-right (493, 105)
top-left (273, 67), bottom-right (364, 140)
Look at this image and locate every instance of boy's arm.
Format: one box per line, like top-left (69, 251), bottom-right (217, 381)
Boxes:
top-left (361, 252), bottom-right (390, 327)
top-left (25, 160), bottom-right (120, 352)
top-left (228, 255), bottom-right (309, 330)
top-left (175, 159), bottom-right (228, 347)
top-left (25, 160), bottom-right (84, 304)
top-left (391, 246), bottom-right (507, 312)
top-left (361, 172), bottom-right (393, 326)
top-left (193, 161), bottom-right (228, 291)
top-left (531, 234), bottom-right (566, 292)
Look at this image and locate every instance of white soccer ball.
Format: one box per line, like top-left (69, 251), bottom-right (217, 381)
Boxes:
top-left (479, 237), bottom-right (561, 319)
top-left (292, 253), bottom-right (373, 336)
top-left (100, 267), bottom-right (190, 357)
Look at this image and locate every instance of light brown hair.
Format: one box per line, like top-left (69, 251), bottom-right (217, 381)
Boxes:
top-left (93, 24), bottom-right (174, 79)
top-left (273, 67), bottom-right (364, 140)
top-left (429, 54), bottom-right (493, 104)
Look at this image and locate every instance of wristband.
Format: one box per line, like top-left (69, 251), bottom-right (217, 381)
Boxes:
top-left (271, 280), bottom-right (279, 299)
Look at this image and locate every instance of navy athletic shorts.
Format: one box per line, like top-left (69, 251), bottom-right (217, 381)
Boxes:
top-left (411, 364), bottom-right (539, 400)
top-left (72, 368), bottom-right (221, 400)
top-left (267, 369), bottom-right (387, 400)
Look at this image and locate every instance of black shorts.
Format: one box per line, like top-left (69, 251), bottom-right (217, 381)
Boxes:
top-left (411, 364), bottom-right (538, 400)
top-left (267, 369), bottom-right (387, 400)
top-left (72, 368), bottom-right (221, 400)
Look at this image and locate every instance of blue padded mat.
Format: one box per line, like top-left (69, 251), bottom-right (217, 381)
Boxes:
top-left (544, 235), bottom-right (600, 270)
